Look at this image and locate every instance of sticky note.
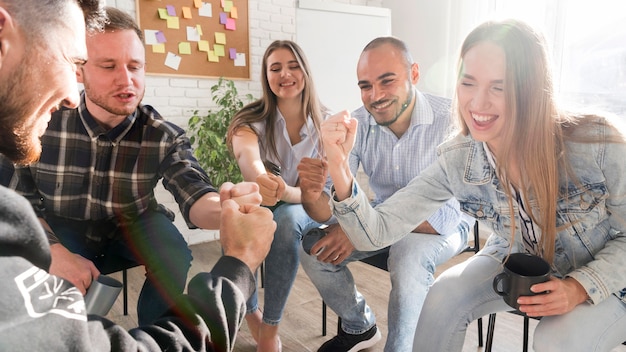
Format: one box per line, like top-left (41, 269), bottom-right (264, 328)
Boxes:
top-left (215, 32), bottom-right (226, 44)
top-left (165, 52), bottom-right (181, 70)
top-left (199, 3), bottom-right (212, 17)
top-left (196, 24), bottom-right (203, 36)
top-left (152, 43), bottom-right (166, 53)
top-left (219, 12), bottom-right (227, 24)
top-left (234, 53), bottom-right (246, 67)
top-left (156, 31), bottom-right (167, 43)
top-left (166, 16), bottom-right (179, 29)
top-left (158, 8), bottom-right (169, 19)
top-left (198, 40), bottom-right (210, 52)
top-left (194, 0), bottom-right (202, 8)
top-left (229, 48), bottom-right (237, 59)
top-left (144, 30), bottom-right (159, 45)
top-left (214, 44), bottom-right (225, 56)
top-left (230, 6), bottom-right (238, 19)
top-left (179, 42), bottom-right (192, 55)
top-left (166, 5), bottom-right (176, 16)
top-left (224, 1), bottom-right (233, 12)
top-left (182, 7), bottom-right (192, 19)
top-left (208, 50), bottom-right (219, 62)
top-left (186, 26), bottom-right (200, 41)
top-left (225, 18), bottom-right (236, 30)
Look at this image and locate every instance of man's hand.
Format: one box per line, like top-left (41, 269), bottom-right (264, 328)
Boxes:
top-left (321, 111), bottom-right (358, 168)
top-left (321, 111), bottom-right (358, 201)
top-left (219, 199), bottom-right (276, 272)
top-left (297, 157), bottom-right (328, 204)
top-left (255, 173), bottom-right (286, 206)
top-left (517, 277), bottom-right (589, 317)
top-left (49, 244), bottom-right (100, 295)
top-left (220, 181), bottom-right (262, 207)
top-left (310, 223), bottom-right (355, 265)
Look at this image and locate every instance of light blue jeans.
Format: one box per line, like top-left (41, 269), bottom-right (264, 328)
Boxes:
top-left (413, 254), bottom-right (626, 352)
top-left (300, 222), bottom-right (469, 352)
top-left (246, 202), bottom-right (320, 325)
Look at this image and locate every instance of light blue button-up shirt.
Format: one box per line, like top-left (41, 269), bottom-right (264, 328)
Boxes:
top-left (349, 90), bottom-right (462, 235)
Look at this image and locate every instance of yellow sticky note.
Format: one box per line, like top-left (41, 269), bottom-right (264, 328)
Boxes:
top-left (215, 32), bottom-right (226, 44)
top-left (158, 8), bottom-right (169, 19)
top-left (179, 42), bottom-right (192, 55)
top-left (194, 0), bottom-right (202, 8)
top-left (182, 7), bottom-right (192, 19)
top-left (230, 6), bottom-right (238, 19)
top-left (196, 24), bottom-right (203, 36)
top-left (213, 44), bottom-right (225, 57)
top-left (208, 50), bottom-right (219, 62)
top-left (198, 40), bottom-right (210, 52)
top-left (152, 43), bottom-right (166, 53)
top-left (166, 16), bottom-right (180, 29)
top-left (224, 0), bottom-right (233, 12)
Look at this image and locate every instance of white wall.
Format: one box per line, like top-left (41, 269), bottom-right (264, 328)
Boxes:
top-left (106, 0), bottom-right (384, 244)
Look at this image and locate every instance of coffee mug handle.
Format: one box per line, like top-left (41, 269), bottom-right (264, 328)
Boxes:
top-left (493, 272), bottom-right (509, 296)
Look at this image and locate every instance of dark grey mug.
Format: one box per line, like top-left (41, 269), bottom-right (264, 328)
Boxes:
top-left (492, 253), bottom-right (550, 310)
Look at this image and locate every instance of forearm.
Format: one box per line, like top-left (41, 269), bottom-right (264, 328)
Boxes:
top-left (189, 193), bottom-right (222, 229)
top-left (302, 191), bottom-right (332, 223)
top-left (280, 184), bottom-right (302, 204)
top-left (329, 160), bottom-right (354, 201)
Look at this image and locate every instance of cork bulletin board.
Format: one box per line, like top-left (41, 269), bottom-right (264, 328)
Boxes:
top-left (136, 0), bottom-right (250, 79)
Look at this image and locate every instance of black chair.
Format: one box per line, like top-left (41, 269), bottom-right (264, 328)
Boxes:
top-left (94, 254), bottom-right (141, 316)
top-left (485, 310), bottom-right (539, 352)
top-left (321, 222), bottom-right (485, 347)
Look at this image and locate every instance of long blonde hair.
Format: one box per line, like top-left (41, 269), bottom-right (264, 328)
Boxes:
top-left (454, 19), bottom-right (576, 263)
top-left (226, 40), bottom-right (327, 162)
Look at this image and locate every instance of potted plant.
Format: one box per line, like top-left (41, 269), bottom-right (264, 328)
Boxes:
top-left (188, 77), bottom-right (254, 186)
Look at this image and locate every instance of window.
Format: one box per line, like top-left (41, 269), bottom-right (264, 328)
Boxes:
top-left (491, 0), bottom-right (626, 116)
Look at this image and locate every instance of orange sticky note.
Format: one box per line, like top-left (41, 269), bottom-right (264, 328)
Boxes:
top-left (182, 7), bottom-right (192, 19)
top-left (194, 0), bottom-right (202, 8)
top-left (230, 6), bottom-right (238, 19)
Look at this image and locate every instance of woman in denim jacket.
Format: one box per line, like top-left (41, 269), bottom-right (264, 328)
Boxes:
top-left (321, 19), bottom-right (626, 351)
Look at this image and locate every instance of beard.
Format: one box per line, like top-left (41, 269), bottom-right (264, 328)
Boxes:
top-left (82, 80), bottom-right (144, 117)
top-left (0, 54), bottom-right (44, 165)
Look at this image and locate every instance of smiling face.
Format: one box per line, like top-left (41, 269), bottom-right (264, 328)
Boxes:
top-left (78, 28), bottom-right (146, 127)
top-left (265, 47), bottom-right (305, 102)
top-left (357, 43), bottom-right (417, 128)
top-left (0, 3), bottom-right (86, 164)
top-left (457, 41), bottom-right (507, 154)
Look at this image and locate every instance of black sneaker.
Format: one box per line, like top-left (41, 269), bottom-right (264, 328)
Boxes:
top-left (317, 325), bottom-right (381, 352)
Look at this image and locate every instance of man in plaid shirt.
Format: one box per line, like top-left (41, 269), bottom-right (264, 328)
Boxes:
top-left (0, 7), bottom-right (259, 326)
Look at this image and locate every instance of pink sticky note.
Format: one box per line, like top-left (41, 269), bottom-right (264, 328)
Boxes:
top-left (166, 5), bottom-right (176, 17)
top-left (229, 48), bottom-right (237, 59)
top-left (225, 18), bottom-right (236, 30)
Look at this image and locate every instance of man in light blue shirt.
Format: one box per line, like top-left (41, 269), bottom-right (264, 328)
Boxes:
top-left (297, 37), bottom-right (471, 351)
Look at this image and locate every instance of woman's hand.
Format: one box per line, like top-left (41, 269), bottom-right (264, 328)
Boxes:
top-left (517, 277), bottom-right (589, 317)
top-left (255, 173), bottom-right (286, 206)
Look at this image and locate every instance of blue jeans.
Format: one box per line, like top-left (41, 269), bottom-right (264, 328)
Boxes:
top-left (300, 222), bottom-right (469, 352)
top-left (413, 254), bottom-right (626, 352)
top-left (47, 210), bottom-right (192, 325)
top-left (246, 202), bottom-right (320, 325)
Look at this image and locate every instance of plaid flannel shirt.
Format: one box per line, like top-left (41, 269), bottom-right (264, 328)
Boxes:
top-left (0, 93), bottom-right (216, 227)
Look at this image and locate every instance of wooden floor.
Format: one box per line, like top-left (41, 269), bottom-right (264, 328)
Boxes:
top-left (104, 240), bottom-right (626, 352)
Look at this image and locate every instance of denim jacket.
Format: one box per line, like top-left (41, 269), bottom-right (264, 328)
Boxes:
top-left (332, 117), bottom-right (626, 305)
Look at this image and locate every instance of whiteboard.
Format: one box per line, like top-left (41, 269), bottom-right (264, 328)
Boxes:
top-left (296, 0), bottom-right (391, 113)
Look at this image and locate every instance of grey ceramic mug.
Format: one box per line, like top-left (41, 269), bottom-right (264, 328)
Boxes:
top-left (84, 275), bottom-right (123, 316)
top-left (492, 253), bottom-right (551, 310)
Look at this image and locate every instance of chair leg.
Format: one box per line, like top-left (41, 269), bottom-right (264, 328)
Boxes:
top-left (322, 301), bottom-right (327, 336)
top-left (122, 268), bottom-right (128, 316)
top-left (523, 315), bottom-right (530, 352)
top-left (477, 316), bottom-right (484, 347)
top-left (485, 313), bottom-right (497, 352)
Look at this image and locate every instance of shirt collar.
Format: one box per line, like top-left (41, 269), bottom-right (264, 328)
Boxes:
top-left (78, 91), bottom-right (137, 142)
